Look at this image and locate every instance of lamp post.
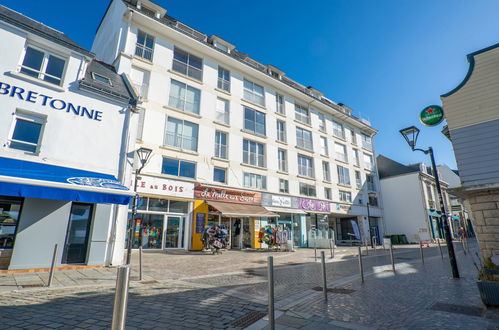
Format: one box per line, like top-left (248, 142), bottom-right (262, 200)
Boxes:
top-left (126, 147), bottom-right (153, 265)
top-left (366, 192), bottom-right (374, 247)
top-left (399, 126), bottom-right (459, 278)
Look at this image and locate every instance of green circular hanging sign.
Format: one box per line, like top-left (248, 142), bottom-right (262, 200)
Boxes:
top-left (420, 105), bottom-right (444, 126)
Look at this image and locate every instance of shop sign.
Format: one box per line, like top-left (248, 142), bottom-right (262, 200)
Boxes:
top-left (336, 203), bottom-right (351, 212)
top-left (420, 105), bottom-right (444, 126)
top-left (195, 213), bottom-right (206, 234)
top-left (194, 185), bottom-right (261, 204)
top-left (297, 198), bottom-right (331, 212)
top-left (271, 195), bottom-right (292, 207)
top-left (136, 176), bottom-right (194, 199)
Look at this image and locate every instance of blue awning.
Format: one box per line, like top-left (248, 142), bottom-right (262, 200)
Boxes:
top-left (451, 215), bottom-right (460, 220)
top-left (0, 157), bottom-right (132, 205)
top-left (428, 209), bottom-right (441, 217)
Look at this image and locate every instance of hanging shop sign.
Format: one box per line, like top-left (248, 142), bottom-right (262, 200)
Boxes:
top-left (136, 175), bottom-right (194, 199)
top-left (297, 198), bottom-right (331, 212)
top-left (194, 185), bottom-right (261, 204)
top-left (420, 105), bottom-right (444, 127)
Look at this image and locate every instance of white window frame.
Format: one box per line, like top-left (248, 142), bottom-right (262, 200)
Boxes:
top-left (172, 47), bottom-right (203, 81)
top-left (215, 98), bottom-right (230, 124)
top-left (320, 136), bottom-right (329, 156)
top-left (298, 154), bottom-right (314, 178)
top-left (168, 79), bottom-right (201, 115)
top-left (214, 131), bottom-right (228, 159)
top-left (322, 161), bottom-right (331, 182)
top-left (339, 190), bottom-right (352, 203)
top-left (164, 116), bottom-right (199, 152)
top-left (276, 93), bottom-right (285, 114)
top-left (337, 165), bottom-right (351, 186)
top-left (19, 44), bottom-right (67, 86)
top-left (243, 172), bottom-right (267, 190)
top-left (276, 119), bottom-right (286, 142)
top-left (135, 30), bottom-right (155, 61)
top-left (333, 120), bottom-right (345, 139)
top-left (299, 183), bottom-right (316, 197)
top-left (213, 167), bottom-right (227, 184)
top-left (217, 66), bottom-right (230, 92)
top-left (296, 127), bottom-right (313, 151)
top-left (243, 79), bottom-right (265, 106)
top-left (295, 103), bottom-right (310, 124)
top-left (355, 170), bottom-right (362, 188)
top-left (279, 178), bottom-right (289, 194)
top-left (243, 139), bottom-right (265, 168)
top-left (324, 187), bottom-right (332, 200)
top-left (8, 111), bottom-right (46, 154)
top-left (335, 142), bottom-right (348, 163)
top-left (278, 148), bottom-right (287, 172)
top-left (318, 112), bottom-right (326, 132)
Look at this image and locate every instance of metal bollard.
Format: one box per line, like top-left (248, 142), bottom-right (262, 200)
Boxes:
top-left (358, 246), bottom-right (364, 283)
top-left (420, 241), bottom-right (425, 264)
top-left (47, 244), bottom-right (58, 287)
top-left (112, 266), bottom-right (131, 330)
top-left (390, 243), bottom-right (395, 273)
top-left (329, 238), bottom-right (334, 259)
top-left (364, 239), bottom-right (369, 256)
top-left (267, 256), bottom-right (275, 330)
top-left (437, 239), bottom-right (443, 259)
top-left (139, 246), bottom-right (143, 281)
top-left (372, 236), bottom-right (377, 253)
top-left (321, 251), bottom-right (328, 301)
top-left (314, 233), bottom-right (317, 262)
top-left (461, 238), bottom-right (467, 256)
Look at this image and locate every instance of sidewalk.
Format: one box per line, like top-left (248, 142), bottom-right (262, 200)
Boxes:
top-left (248, 243), bottom-right (499, 330)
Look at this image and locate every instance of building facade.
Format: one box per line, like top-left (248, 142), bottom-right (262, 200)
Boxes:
top-left (377, 155), bottom-right (452, 243)
top-left (441, 43), bottom-right (499, 261)
top-left (92, 0), bottom-right (383, 250)
top-left (0, 6), bottom-right (137, 269)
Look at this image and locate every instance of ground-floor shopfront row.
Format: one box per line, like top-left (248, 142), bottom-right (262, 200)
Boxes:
top-left (126, 177), bottom-right (385, 253)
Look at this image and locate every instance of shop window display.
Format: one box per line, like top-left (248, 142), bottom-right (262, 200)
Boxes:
top-left (0, 197), bottom-right (23, 248)
top-left (132, 214), bottom-right (164, 249)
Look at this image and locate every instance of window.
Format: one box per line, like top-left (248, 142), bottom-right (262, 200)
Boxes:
top-left (214, 131), bottom-right (227, 159)
top-left (366, 174), bottom-right (376, 191)
top-left (318, 112), bottom-right (326, 132)
top-left (276, 93), bottom-right (285, 114)
top-left (243, 172), bottom-right (267, 189)
top-left (215, 98), bottom-right (229, 124)
top-left (322, 161), bottom-right (331, 182)
top-left (243, 139), bottom-right (265, 167)
top-left (243, 79), bottom-right (265, 106)
top-left (130, 66), bottom-right (150, 98)
top-left (244, 107), bottom-right (266, 135)
top-left (295, 104), bottom-right (310, 124)
top-left (296, 127), bottom-right (313, 150)
top-left (333, 120), bottom-right (345, 139)
top-left (168, 79), bottom-right (201, 114)
top-left (92, 72), bottom-right (111, 85)
top-left (279, 179), bottom-right (289, 194)
top-left (339, 190), bottom-right (352, 203)
top-left (355, 171), bottom-right (362, 188)
top-left (9, 112), bottom-right (44, 153)
top-left (217, 66), bottom-right (230, 92)
top-left (172, 47), bottom-right (203, 80)
top-left (350, 129), bottom-right (357, 145)
top-left (276, 120), bottom-right (286, 142)
top-left (337, 165), bottom-right (350, 186)
top-left (20, 46), bottom-right (66, 85)
top-left (353, 149), bottom-right (360, 166)
top-left (362, 133), bottom-right (372, 150)
top-left (298, 154), bottom-right (314, 178)
top-left (0, 197), bottom-right (23, 249)
top-left (213, 168), bottom-right (227, 183)
top-left (135, 30), bottom-right (154, 61)
top-left (161, 157), bottom-right (196, 178)
top-left (164, 117), bottom-right (199, 151)
top-left (363, 153), bottom-right (374, 170)
top-left (320, 136), bottom-right (329, 156)
top-left (324, 188), bottom-right (332, 200)
top-left (335, 143), bottom-right (348, 162)
top-left (299, 183), bottom-right (316, 197)
top-left (278, 149), bottom-right (287, 172)
top-left (368, 194), bottom-right (378, 207)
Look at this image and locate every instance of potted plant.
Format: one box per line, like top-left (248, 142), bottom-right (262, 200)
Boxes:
top-left (477, 258), bottom-right (499, 307)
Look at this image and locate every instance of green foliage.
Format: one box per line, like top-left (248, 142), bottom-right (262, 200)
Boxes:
top-left (484, 257), bottom-right (499, 270)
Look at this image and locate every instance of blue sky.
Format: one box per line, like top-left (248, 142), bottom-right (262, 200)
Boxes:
top-left (4, 0), bottom-right (499, 169)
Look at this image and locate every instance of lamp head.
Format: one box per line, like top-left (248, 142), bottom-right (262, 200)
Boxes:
top-left (399, 126), bottom-right (420, 150)
top-left (136, 147), bottom-right (153, 168)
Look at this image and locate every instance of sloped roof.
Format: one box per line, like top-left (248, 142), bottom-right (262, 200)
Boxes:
top-left (376, 155), bottom-right (419, 179)
top-left (0, 5), bottom-right (93, 58)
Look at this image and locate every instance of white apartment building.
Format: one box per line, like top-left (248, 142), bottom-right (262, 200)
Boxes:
top-left (377, 155), bottom-right (452, 243)
top-left (92, 0), bottom-right (383, 250)
top-left (0, 6), bottom-right (138, 269)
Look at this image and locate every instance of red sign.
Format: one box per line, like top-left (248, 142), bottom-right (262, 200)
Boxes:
top-left (194, 185), bottom-right (261, 204)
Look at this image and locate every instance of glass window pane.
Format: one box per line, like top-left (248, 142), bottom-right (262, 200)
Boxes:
top-left (174, 48), bottom-right (188, 63)
top-left (148, 198), bottom-right (168, 212)
top-left (244, 108), bottom-right (255, 132)
top-left (44, 55), bottom-right (65, 84)
top-left (179, 161), bottom-right (196, 178)
top-left (185, 86), bottom-right (200, 114)
top-left (162, 157), bottom-right (179, 176)
top-left (189, 55), bottom-right (203, 70)
top-left (21, 47), bottom-right (44, 75)
top-left (214, 168), bottom-right (226, 183)
top-left (169, 201), bottom-right (188, 213)
top-left (12, 119), bottom-right (41, 144)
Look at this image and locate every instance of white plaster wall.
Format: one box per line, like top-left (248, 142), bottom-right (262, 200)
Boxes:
top-left (379, 173), bottom-right (430, 242)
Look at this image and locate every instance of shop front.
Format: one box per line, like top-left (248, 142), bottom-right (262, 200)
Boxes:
top-left (128, 175), bottom-right (194, 251)
top-left (297, 198), bottom-right (333, 248)
top-left (0, 157), bottom-right (133, 270)
top-left (329, 203), bottom-right (361, 246)
top-left (191, 185), bottom-right (278, 250)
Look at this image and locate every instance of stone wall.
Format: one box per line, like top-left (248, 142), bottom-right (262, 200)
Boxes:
top-left (467, 189), bottom-right (499, 261)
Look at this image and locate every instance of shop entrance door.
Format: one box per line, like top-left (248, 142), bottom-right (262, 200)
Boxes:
top-left (63, 203), bottom-right (93, 264)
top-left (164, 216), bottom-right (185, 249)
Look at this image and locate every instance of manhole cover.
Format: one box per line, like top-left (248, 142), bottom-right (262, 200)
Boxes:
top-left (141, 280), bottom-right (159, 284)
top-left (230, 311), bottom-right (266, 328)
top-left (312, 287), bottom-right (356, 294)
top-left (21, 284), bottom-right (44, 288)
top-left (430, 302), bottom-right (483, 317)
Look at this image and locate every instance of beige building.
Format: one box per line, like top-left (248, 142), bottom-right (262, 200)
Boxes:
top-left (441, 43), bottom-right (499, 261)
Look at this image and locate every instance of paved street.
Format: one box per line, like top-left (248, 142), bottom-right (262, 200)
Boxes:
top-left (1, 241), bottom-right (498, 329)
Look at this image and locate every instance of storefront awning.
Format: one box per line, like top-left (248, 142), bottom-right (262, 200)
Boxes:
top-left (206, 201), bottom-right (279, 217)
top-left (0, 157), bottom-right (133, 205)
top-left (428, 209), bottom-right (441, 217)
top-left (264, 207), bottom-right (307, 215)
top-left (451, 215), bottom-right (460, 220)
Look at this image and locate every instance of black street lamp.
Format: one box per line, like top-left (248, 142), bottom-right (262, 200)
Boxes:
top-left (366, 192), bottom-right (375, 247)
top-left (126, 147), bottom-right (153, 265)
top-left (399, 126), bottom-right (459, 279)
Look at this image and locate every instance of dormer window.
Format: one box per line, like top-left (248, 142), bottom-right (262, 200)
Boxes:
top-left (215, 43), bottom-right (228, 53)
top-left (91, 72), bottom-right (112, 85)
top-left (20, 46), bottom-right (66, 86)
